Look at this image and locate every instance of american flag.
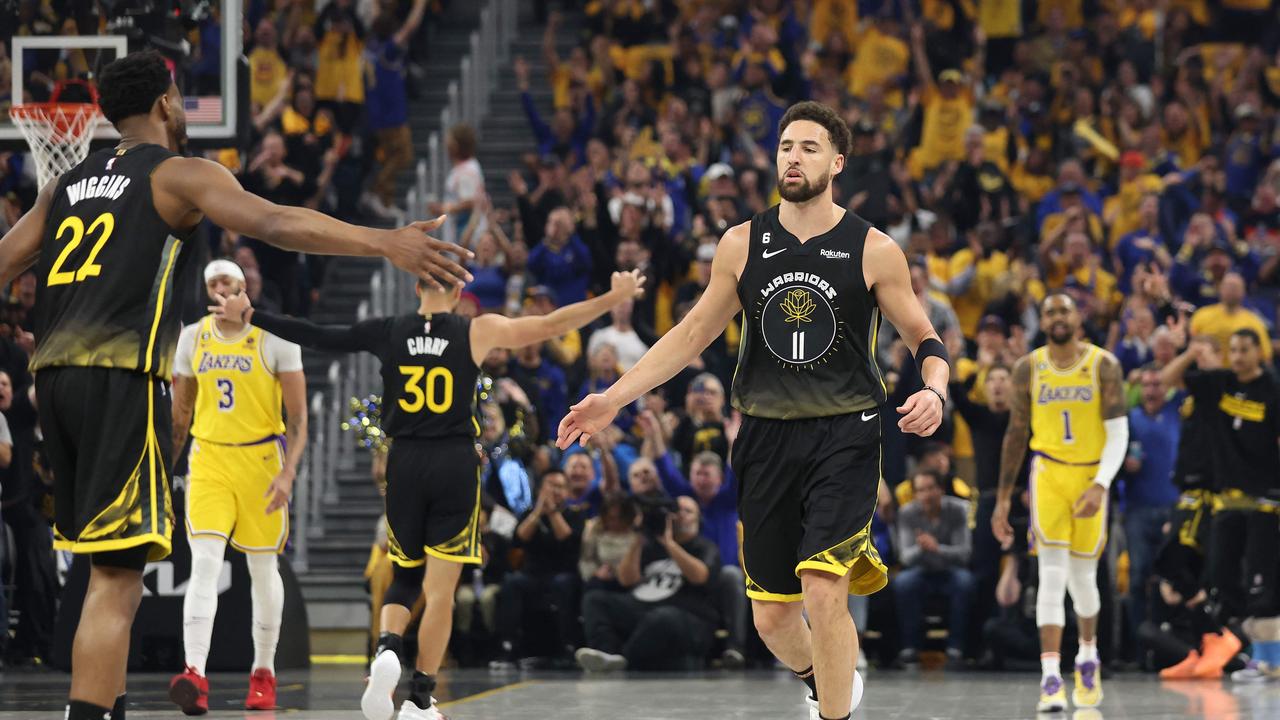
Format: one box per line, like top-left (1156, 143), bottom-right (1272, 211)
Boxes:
top-left (183, 96), bottom-right (223, 124)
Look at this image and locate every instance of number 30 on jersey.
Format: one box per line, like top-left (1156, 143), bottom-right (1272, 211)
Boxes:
top-left (399, 366), bottom-right (454, 413)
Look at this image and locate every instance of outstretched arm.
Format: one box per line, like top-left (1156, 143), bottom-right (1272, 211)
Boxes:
top-left (556, 222), bottom-right (749, 448)
top-left (153, 157), bottom-right (472, 288)
top-left (214, 292), bottom-right (386, 354)
top-left (0, 179), bottom-right (55, 286)
top-left (866, 229), bottom-right (948, 435)
top-left (469, 269), bottom-right (645, 364)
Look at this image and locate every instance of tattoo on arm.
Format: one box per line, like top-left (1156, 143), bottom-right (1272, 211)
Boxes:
top-left (1099, 354), bottom-right (1127, 420)
top-left (998, 356), bottom-right (1032, 498)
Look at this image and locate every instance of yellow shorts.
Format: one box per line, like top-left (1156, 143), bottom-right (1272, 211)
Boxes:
top-left (1029, 454), bottom-right (1107, 558)
top-left (186, 437), bottom-right (288, 554)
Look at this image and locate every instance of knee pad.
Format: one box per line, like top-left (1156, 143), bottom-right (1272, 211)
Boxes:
top-left (244, 552), bottom-right (279, 581)
top-left (188, 537), bottom-right (227, 592)
top-left (384, 563), bottom-right (424, 609)
top-left (1036, 547), bottom-right (1069, 628)
top-left (1067, 555), bottom-right (1101, 619)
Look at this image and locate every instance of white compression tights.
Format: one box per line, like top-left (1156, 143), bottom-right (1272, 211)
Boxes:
top-left (1035, 545), bottom-right (1102, 627)
top-left (183, 537), bottom-right (285, 675)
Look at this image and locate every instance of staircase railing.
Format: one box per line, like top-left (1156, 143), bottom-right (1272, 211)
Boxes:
top-left (293, 0), bottom-right (513, 574)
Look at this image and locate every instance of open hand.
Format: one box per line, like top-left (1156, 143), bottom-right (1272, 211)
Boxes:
top-left (265, 469), bottom-right (295, 514)
top-left (383, 215), bottom-right (474, 289)
top-left (209, 290), bottom-right (252, 323)
top-left (897, 387), bottom-right (944, 436)
top-left (610, 268), bottom-right (646, 300)
top-left (557, 393), bottom-right (621, 449)
top-left (1072, 483), bottom-right (1106, 518)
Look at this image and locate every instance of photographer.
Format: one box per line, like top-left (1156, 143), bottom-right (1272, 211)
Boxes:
top-left (576, 497), bottom-right (721, 672)
top-left (495, 471), bottom-right (586, 666)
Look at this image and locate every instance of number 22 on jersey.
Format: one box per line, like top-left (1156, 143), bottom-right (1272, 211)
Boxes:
top-left (399, 366), bottom-right (454, 413)
top-left (47, 212), bottom-right (115, 286)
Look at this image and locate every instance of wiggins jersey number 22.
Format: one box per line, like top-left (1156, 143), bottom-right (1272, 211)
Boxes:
top-left (48, 212), bottom-right (116, 286)
top-left (399, 366), bottom-right (454, 413)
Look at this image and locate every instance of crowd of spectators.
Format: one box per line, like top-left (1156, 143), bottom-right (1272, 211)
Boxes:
top-left (416, 0), bottom-right (1280, 676)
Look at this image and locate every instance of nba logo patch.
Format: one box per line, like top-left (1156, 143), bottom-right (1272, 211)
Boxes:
top-left (106, 157), bottom-right (117, 171)
top-left (245, 336), bottom-right (255, 347)
top-left (424, 321), bottom-right (432, 335)
top-left (201, 332), bottom-right (211, 341)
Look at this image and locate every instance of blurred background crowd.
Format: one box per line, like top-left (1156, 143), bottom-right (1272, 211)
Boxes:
top-left (1, 0), bottom-right (1279, 681)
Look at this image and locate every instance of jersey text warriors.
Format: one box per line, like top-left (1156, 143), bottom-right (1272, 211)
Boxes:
top-left (731, 206), bottom-right (885, 419)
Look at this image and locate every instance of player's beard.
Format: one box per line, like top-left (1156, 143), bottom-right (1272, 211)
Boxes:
top-left (172, 116), bottom-right (190, 156)
top-left (1048, 322), bottom-right (1074, 345)
top-left (778, 168), bottom-right (831, 203)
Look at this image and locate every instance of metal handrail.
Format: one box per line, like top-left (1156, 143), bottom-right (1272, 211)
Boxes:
top-left (294, 0), bottom-right (515, 576)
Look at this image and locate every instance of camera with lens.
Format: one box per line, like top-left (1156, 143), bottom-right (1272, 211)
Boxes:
top-left (635, 494), bottom-right (678, 538)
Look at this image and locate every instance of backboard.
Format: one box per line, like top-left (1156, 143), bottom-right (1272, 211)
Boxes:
top-left (1, 0), bottom-right (241, 148)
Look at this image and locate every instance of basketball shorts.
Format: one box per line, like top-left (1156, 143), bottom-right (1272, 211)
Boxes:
top-left (384, 436), bottom-right (482, 567)
top-left (731, 410), bottom-right (887, 602)
top-left (37, 367), bottom-right (174, 561)
top-left (186, 436), bottom-right (288, 554)
top-left (1029, 453), bottom-right (1107, 558)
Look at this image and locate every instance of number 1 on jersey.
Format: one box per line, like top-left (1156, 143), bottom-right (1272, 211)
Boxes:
top-left (1061, 410), bottom-right (1074, 443)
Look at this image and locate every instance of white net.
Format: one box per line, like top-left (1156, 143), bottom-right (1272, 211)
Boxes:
top-left (9, 104), bottom-right (103, 190)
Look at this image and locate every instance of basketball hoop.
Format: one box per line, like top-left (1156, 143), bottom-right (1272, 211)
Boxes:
top-left (9, 80), bottom-right (104, 190)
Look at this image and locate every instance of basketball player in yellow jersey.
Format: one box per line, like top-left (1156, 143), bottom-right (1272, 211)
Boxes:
top-left (993, 293), bottom-right (1128, 713)
top-left (167, 260), bottom-right (306, 715)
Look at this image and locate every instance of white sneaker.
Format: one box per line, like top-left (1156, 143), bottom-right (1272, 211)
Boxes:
top-left (805, 670), bottom-right (864, 719)
top-left (398, 698), bottom-right (446, 719)
top-left (574, 647), bottom-right (627, 673)
top-left (361, 649), bottom-right (403, 720)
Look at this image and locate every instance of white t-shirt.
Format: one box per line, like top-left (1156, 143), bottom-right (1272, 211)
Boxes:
top-left (588, 326), bottom-right (650, 372)
top-left (172, 320), bottom-right (304, 377)
top-left (445, 157), bottom-right (485, 205)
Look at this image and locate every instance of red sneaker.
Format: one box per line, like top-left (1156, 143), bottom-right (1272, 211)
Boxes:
top-left (169, 665), bottom-right (209, 716)
top-left (245, 668), bottom-right (277, 710)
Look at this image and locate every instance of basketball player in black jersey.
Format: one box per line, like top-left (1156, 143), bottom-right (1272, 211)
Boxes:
top-left (0, 51), bottom-right (470, 720)
top-left (558, 102), bottom-right (949, 720)
top-left (213, 269), bottom-right (644, 720)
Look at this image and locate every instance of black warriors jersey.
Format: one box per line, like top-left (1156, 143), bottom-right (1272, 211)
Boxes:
top-left (373, 313), bottom-right (481, 440)
top-left (731, 206), bottom-right (886, 419)
top-left (32, 144), bottom-right (196, 379)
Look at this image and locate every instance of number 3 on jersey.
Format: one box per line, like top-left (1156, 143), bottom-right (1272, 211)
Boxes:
top-left (48, 212), bottom-right (115, 286)
top-left (399, 366), bottom-right (454, 413)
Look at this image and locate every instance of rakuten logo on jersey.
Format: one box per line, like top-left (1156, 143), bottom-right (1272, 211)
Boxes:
top-left (820, 249), bottom-right (851, 260)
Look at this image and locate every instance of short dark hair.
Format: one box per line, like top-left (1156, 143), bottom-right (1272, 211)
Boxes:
top-left (1232, 328), bottom-right (1262, 348)
top-left (912, 469), bottom-right (943, 491)
top-left (98, 51), bottom-right (173, 125)
top-left (778, 101), bottom-right (852, 158)
top-left (448, 124), bottom-right (477, 159)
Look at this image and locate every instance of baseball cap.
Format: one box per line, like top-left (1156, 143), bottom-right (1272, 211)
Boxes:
top-left (696, 243), bottom-right (716, 262)
top-left (978, 315), bottom-right (1007, 335)
top-left (705, 163), bottom-right (735, 182)
top-left (939, 69), bottom-right (964, 84)
top-left (204, 259), bottom-right (245, 283)
top-left (853, 118), bottom-right (877, 136)
top-left (526, 285), bottom-right (554, 300)
top-left (1235, 103), bottom-right (1259, 120)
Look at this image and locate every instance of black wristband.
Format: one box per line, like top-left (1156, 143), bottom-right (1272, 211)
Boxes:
top-left (913, 337), bottom-right (949, 376)
top-left (922, 385), bottom-right (946, 406)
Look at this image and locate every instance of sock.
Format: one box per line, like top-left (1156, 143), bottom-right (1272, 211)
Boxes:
top-left (409, 671), bottom-right (437, 707)
top-left (1076, 639), bottom-right (1098, 665)
top-left (819, 715), bottom-right (851, 720)
top-left (112, 693), bottom-right (126, 720)
top-left (1041, 652), bottom-right (1061, 679)
top-left (793, 665), bottom-right (818, 700)
top-left (246, 553), bottom-right (284, 674)
top-left (183, 537), bottom-right (227, 676)
top-left (376, 632), bottom-right (403, 659)
top-left (65, 700), bottom-right (111, 720)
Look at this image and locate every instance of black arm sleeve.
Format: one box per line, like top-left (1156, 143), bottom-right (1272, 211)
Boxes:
top-left (252, 311), bottom-right (390, 355)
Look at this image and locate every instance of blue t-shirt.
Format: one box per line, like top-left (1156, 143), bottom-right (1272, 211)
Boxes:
top-left (365, 37), bottom-right (408, 130)
top-left (528, 235), bottom-right (592, 306)
top-left (465, 265), bottom-right (507, 310)
top-left (737, 91), bottom-right (787, 153)
top-left (1124, 402), bottom-right (1182, 510)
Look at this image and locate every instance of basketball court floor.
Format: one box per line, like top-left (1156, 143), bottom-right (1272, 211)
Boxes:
top-left (0, 667), bottom-right (1276, 718)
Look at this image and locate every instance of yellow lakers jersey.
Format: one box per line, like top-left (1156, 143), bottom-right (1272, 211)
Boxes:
top-left (1028, 344), bottom-right (1107, 464)
top-left (189, 316), bottom-right (285, 444)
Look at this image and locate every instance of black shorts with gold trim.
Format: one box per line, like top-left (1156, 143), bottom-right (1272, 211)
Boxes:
top-left (384, 436), bottom-right (482, 568)
top-left (37, 367), bottom-right (174, 562)
top-left (731, 410), bottom-right (887, 602)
